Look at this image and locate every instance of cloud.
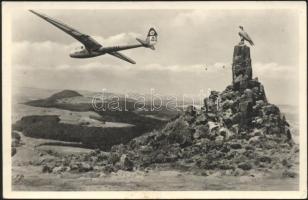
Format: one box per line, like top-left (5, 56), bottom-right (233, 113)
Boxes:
top-left (12, 41), bottom-right (69, 70)
top-left (12, 36), bottom-right (297, 78)
top-left (13, 40), bottom-right (70, 57)
top-left (172, 10), bottom-right (211, 27)
top-left (253, 62), bottom-right (298, 80)
top-left (92, 32), bottom-right (142, 46)
top-left (13, 44), bottom-right (297, 80)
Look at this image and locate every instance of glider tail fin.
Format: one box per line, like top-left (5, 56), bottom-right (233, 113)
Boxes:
top-left (146, 27), bottom-right (158, 46)
top-left (136, 27), bottom-right (157, 50)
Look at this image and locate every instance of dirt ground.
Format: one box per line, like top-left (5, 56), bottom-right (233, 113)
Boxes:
top-left (12, 133), bottom-right (299, 191)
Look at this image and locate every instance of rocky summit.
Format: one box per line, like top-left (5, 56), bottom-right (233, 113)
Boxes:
top-left (41, 44), bottom-right (298, 177)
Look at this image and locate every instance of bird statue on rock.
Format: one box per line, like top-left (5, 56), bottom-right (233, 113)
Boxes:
top-left (238, 26), bottom-right (254, 46)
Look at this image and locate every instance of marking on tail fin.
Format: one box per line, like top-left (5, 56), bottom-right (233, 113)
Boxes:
top-left (136, 28), bottom-right (157, 50)
top-left (147, 28), bottom-right (157, 46)
top-left (148, 28), bottom-right (158, 36)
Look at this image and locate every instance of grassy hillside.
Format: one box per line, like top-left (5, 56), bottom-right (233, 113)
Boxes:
top-left (13, 115), bottom-right (161, 150)
top-left (13, 89), bottom-right (177, 149)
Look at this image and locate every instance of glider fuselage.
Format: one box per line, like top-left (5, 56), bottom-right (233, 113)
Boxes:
top-left (69, 47), bottom-right (105, 58)
top-left (69, 44), bottom-right (145, 58)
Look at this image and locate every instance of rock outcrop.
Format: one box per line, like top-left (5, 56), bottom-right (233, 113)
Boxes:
top-left (12, 130), bottom-right (23, 156)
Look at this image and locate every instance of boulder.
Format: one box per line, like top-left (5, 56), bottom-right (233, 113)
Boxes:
top-left (12, 131), bottom-right (22, 154)
top-left (154, 153), bottom-right (165, 163)
top-left (194, 124), bottom-right (209, 139)
top-left (97, 151), bottom-right (110, 161)
top-left (231, 113), bottom-right (241, 125)
top-left (282, 158), bottom-right (293, 168)
top-left (234, 74), bottom-right (244, 89)
top-left (119, 154), bottom-right (134, 171)
top-left (195, 114), bottom-right (208, 125)
top-left (78, 162), bottom-right (93, 172)
top-left (215, 135), bottom-right (224, 144)
top-left (282, 169), bottom-right (297, 178)
top-left (221, 100), bottom-right (234, 110)
top-left (167, 127), bottom-right (193, 146)
top-left (248, 136), bottom-right (261, 145)
top-left (219, 127), bottom-right (233, 140)
top-left (217, 162), bottom-right (234, 170)
top-left (252, 117), bottom-right (263, 128)
top-left (185, 105), bottom-right (196, 116)
top-left (52, 166), bottom-right (65, 174)
top-left (230, 143), bottom-right (242, 149)
top-left (259, 156), bottom-right (272, 163)
top-left (205, 91), bottom-right (220, 113)
top-left (141, 155), bottom-right (152, 166)
top-left (42, 163), bottom-right (55, 173)
top-left (244, 89), bottom-right (254, 103)
top-left (239, 100), bottom-right (253, 126)
top-left (262, 104), bottom-right (280, 115)
top-left (165, 154), bottom-right (178, 162)
top-left (12, 131), bottom-right (21, 141)
top-left (193, 131), bottom-right (201, 139)
top-left (69, 162), bottom-right (79, 171)
top-left (207, 113), bottom-right (217, 121)
top-left (256, 100), bottom-right (265, 107)
top-left (233, 168), bottom-right (245, 176)
top-left (139, 145), bottom-right (153, 154)
top-left (230, 124), bottom-right (239, 134)
top-left (12, 174), bottom-right (24, 184)
top-left (11, 147), bottom-right (17, 156)
top-left (208, 122), bottom-right (220, 132)
top-left (248, 78), bottom-right (260, 88)
top-left (238, 162), bottom-right (252, 170)
top-left (102, 164), bottom-right (116, 174)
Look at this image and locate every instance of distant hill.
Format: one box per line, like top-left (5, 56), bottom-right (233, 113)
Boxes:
top-left (23, 88), bottom-right (181, 119)
top-left (47, 90), bottom-right (82, 101)
top-left (24, 90), bottom-right (91, 111)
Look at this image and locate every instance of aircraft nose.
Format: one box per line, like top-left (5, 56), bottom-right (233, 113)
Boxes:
top-left (69, 52), bottom-right (75, 58)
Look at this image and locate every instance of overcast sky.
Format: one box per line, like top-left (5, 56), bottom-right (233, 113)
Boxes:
top-left (11, 8), bottom-right (301, 105)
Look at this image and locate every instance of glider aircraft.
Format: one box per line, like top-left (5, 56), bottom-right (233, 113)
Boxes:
top-left (29, 10), bottom-right (158, 64)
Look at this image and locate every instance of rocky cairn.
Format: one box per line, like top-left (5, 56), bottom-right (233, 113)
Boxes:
top-left (41, 44), bottom-right (298, 177)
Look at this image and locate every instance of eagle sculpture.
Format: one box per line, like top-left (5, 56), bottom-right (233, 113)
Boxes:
top-left (239, 26), bottom-right (254, 46)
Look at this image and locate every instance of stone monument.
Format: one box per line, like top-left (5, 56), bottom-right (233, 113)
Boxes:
top-left (232, 44), bottom-right (253, 90)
